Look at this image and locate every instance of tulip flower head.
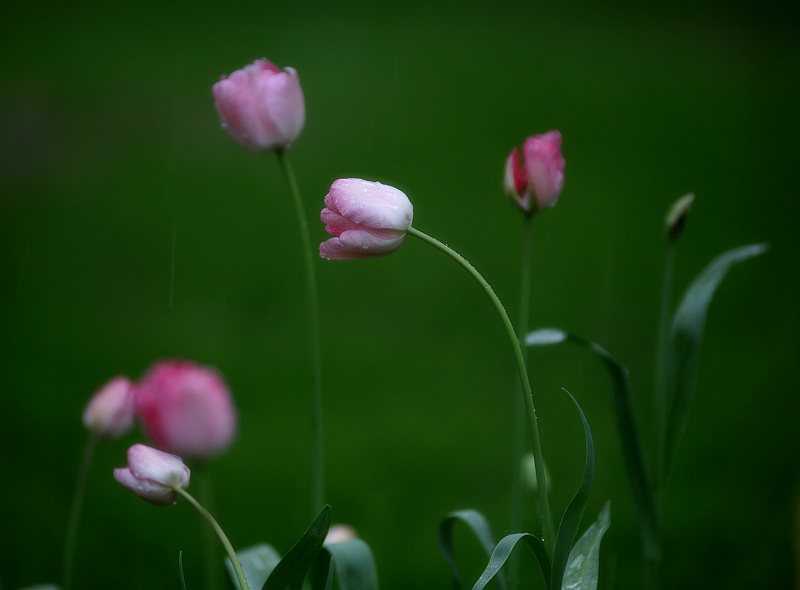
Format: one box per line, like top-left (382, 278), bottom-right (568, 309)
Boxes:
top-left (82, 376), bottom-right (136, 439)
top-left (114, 444), bottom-right (190, 506)
top-left (213, 58), bottom-right (305, 152)
top-left (320, 178), bottom-right (414, 260)
top-left (504, 130), bottom-right (565, 215)
top-left (137, 360), bottom-right (237, 461)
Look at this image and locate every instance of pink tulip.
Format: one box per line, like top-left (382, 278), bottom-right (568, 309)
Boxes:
top-left (504, 130), bottom-right (565, 214)
top-left (320, 178), bottom-right (414, 260)
top-left (114, 444), bottom-right (190, 506)
top-left (82, 376), bottom-right (136, 439)
top-left (213, 59), bottom-right (305, 152)
top-left (137, 360), bottom-right (237, 460)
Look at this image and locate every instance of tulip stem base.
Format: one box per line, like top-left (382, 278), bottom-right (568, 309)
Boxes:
top-left (175, 486), bottom-right (250, 590)
top-left (275, 149), bottom-right (325, 517)
top-left (408, 226), bottom-right (554, 555)
top-left (62, 435), bottom-right (97, 590)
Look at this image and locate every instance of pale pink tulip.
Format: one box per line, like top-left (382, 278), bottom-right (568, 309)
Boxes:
top-left (114, 444), bottom-right (190, 506)
top-left (82, 376), bottom-right (136, 439)
top-left (213, 59), bottom-right (305, 152)
top-left (137, 360), bottom-right (237, 460)
top-left (320, 178), bottom-right (414, 260)
top-left (505, 130), bottom-right (565, 214)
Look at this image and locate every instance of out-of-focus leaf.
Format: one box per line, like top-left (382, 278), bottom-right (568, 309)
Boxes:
top-left (19, 586), bottom-right (62, 590)
top-left (226, 543), bottom-right (282, 590)
top-left (662, 243), bottom-right (768, 477)
top-left (550, 390), bottom-right (594, 590)
top-left (561, 503), bottom-right (610, 590)
top-left (438, 510), bottom-right (505, 590)
top-left (264, 505), bottom-right (332, 590)
top-left (471, 533), bottom-right (551, 590)
top-left (325, 538), bottom-right (380, 590)
top-left (526, 329), bottom-right (660, 576)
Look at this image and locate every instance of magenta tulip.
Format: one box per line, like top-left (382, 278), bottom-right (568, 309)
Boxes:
top-left (213, 59), bottom-right (305, 152)
top-left (137, 360), bottom-right (237, 461)
top-left (82, 376), bottom-right (136, 439)
top-left (320, 178), bottom-right (414, 260)
top-left (114, 444), bottom-right (190, 506)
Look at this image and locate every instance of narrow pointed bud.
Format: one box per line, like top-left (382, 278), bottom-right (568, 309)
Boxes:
top-left (504, 131), bottom-right (565, 215)
top-left (665, 192), bottom-right (695, 242)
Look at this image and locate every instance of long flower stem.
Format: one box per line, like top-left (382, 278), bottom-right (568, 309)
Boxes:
top-left (62, 436), bottom-right (97, 590)
top-left (510, 215), bottom-right (533, 589)
top-left (195, 464), bottom-right (220, 590)
top-left (408, 226), bottom-right (554, 554)
top-left (653, 244), bottom-right (675, 507)
top-left (174, 487), bottom-right (250, 590)
top-left (275, 149), bottom-right (324, 516)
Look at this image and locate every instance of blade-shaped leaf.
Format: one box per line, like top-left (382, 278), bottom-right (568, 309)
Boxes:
top-left (471, 533), bottom-right (551, 590)
top-left (226, 544), bottom-right (282, 590)
top-left (324, 539), bottom-right (380, 590)
top-left (309, 548), bottom-right (334, 590)
top-left (550, 390), bottom-right (594, 590)
top-left (438, 510), bottom-right (505, 590)
top-left (561, 503), bottom-right (610, 590)
top-left (526, 329), bottom-right (660, 574)
top-left (662, 243), bottom-right (768, 477)
top-left (264, 505), bottom-right (332, 590)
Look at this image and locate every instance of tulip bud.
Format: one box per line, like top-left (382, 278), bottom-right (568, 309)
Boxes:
top-left (114, 444), bottom-right (190, 506)
top-left (82, 376), bottom-right (136, 439)
top-left (664, 192), bottom-right (695, 242)
top-left (320, 178), bottom-right (414, 260)
top-left (523, 452), bottom-right (552, 494)
top-left (213, 59), bottom-right (305, 152)
top-left (324, 524), bottom-right (358, 545)
top-left (137, 360), bottom-right (237, 461)
top-left (504, 131), bottom-right (565, 215)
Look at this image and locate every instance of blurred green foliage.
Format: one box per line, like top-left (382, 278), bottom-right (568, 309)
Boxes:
top-left (1, 0), bottom-right (798, 588)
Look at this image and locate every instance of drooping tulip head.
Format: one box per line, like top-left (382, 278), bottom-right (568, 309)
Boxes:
top-left (319, 178), bottom-right (414, 260)
top-left (114, 444), bottom-right (190, 506)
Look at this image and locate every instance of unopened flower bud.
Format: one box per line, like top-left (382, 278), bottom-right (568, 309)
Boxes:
top-left (114, 444), bottom-right (190, 506)
top-left (213, 59), bottom-right (305, 152)
top-left (664, 193), bottom-right (695, 242)
top-left (504, 131), bottom-right (565, 215)
top-left (82, 376), bottom-right (136, 439)
top-left (320, 178), bottom-right (414, 260)
top-left (137, 360), bottom-right (238, 461)
top-left (324, 524), bottom-right (358, 545)
top-left (523, 452), bottom-right (552, 494)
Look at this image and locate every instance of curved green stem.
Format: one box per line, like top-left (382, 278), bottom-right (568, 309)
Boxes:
top-left (275, 149), bottom-right (324, 516)
top-left (174, 487), bottom-right (250, 590)
top-left (408, 226), bottom-right (554, 555)
top-left (653, 244), bottom-right (675, 509)
top-left (510, 215), bottom-right (534, 590)
top-left (62, 436), bottom-right (97, 590)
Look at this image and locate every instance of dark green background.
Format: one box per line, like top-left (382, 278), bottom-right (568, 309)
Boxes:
top-left (1, 0), bottom-right (798, 588)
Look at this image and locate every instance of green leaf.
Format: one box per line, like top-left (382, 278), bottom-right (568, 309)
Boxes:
top-left (264, 505), bottom-right (332, 590)
top-left (19, 586), bottom-right (62, 590)
top-left (550, 390), bottom-right (594, 590)
top-left (226, 544), bottom-right (282, 590)
top-left (526, 329), bottom-right (660, 574)
top-left (471, 533), bottom-right (551, 590)
top-left (309, 548), bottom-right (334, 590)
top-left (324, 539), bottom-right (380, 590)
top-left (438, 510), bottom-right (506, 590)
top-left (561, 503), bottom-right (610, 590)
top-left (662, 243), bottom-right (768, 478)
